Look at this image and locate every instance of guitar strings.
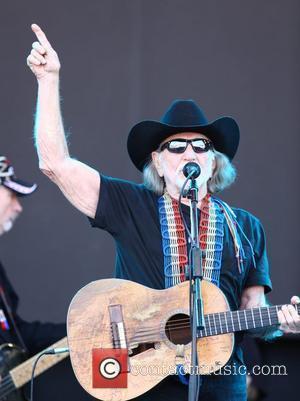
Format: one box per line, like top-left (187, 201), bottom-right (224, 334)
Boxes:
top-left (66, 308), bottom-right (281, 350)
top-left (70, 305), bottom-right (282, 332)
top-left (66, 308), bottom-right (282, 346)
top-left (130, 309), bottom-right (280, 340)
top-left (0, 376), bottom-right (18, 398)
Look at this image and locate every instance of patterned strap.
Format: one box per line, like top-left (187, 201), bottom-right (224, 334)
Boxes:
top-left (158, 195), bottom-right (187, 288)
top-left (200, 195), bottom-right (224, 284)
top-left (158, 193), bottom-right (224, 288)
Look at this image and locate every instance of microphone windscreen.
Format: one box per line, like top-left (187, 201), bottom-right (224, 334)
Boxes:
top-left (183, 162), bottom-right (201, 178)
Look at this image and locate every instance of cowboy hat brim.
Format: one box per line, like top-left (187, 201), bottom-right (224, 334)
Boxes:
top-left (127, 116), bottom-right (239, 171)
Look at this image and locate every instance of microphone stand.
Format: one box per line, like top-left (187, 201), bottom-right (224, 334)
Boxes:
top-left (184, 177), bottom-right (205, 401)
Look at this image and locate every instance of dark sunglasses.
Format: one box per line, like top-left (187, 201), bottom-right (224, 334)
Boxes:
top-left (158, 138), bottom-right (213, 154)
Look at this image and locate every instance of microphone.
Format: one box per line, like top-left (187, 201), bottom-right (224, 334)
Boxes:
top-left (182, 162), bottom-right (201, 179)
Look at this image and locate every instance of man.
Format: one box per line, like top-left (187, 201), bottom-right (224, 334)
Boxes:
top-left (0, 155), bottom-right (65, 355)
top-left (27, 24), bottom-right (300, 400)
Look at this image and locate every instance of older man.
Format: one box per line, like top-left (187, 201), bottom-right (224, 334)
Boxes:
top-left (0, 156), bottom-right (65, 355)
top-left (27, 24), bottom-right (300, 401)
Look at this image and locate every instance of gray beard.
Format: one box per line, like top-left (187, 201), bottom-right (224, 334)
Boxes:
top-left (2, 219), bottom-right (13, 233)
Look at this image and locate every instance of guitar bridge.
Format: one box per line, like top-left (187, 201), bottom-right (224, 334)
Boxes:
top-left (109, 304), bottom-right (127, 349)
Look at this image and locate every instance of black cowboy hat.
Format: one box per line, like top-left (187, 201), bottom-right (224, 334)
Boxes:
top-left (127, 99), bottom-right (240, 171)
top-left (0, 156), bottom-right (37, 196)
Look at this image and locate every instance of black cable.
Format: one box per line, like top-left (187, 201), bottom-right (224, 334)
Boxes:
top-left (30, 351), bottom-right (49, 401)
top-left (29, 348), bottom-right (69, 401)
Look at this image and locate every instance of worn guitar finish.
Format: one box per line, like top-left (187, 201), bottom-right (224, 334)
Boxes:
top-left (67, 279), bottom-right (298, 401)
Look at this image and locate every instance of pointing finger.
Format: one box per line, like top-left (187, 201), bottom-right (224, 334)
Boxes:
top-left (31, 23), bottom-right (52, 50)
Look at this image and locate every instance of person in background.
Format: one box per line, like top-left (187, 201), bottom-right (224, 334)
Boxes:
top-left (0, 155), bottom-right (65, 355)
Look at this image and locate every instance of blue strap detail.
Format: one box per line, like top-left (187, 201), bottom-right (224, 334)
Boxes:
top-left (176, 364), bottom-right (190, 385)
top-left (158, 196), bottom-right (173, 288)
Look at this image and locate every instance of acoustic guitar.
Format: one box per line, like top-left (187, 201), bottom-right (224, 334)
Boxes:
top-left (0, 337), bottom-right (68, 401)
top-left (67, 279), bottom-right (298, 401)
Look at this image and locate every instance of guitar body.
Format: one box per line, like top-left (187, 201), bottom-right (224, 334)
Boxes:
top-left (0, 344), bottom-right (27, 401)
top-left (67, 279), bottom-right (234, 401)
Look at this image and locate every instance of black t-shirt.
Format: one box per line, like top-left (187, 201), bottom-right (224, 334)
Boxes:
top-left (90, 174), bottom-right (272, 314)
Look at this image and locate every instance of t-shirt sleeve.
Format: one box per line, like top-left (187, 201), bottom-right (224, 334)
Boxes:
top-left (88, 174), bottom-right (141, 236)
top-left (244, 217), bottom-right (272, 293)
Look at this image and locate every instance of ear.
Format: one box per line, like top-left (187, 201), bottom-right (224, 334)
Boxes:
top-left (210, 153), bottom-right (217, 176)
top-left (212, 154), bottom-right (216, 170)
top-left (151, 151), bottom-right (164, 177)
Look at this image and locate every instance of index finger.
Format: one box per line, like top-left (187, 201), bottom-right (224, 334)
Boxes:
top-left (31, 23), bottom-right (53, 50)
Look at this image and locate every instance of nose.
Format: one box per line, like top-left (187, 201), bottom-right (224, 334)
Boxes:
top-left (183, 143), bottom-right (197, 160)
top-left (13, 197), bottom-right (23, 213)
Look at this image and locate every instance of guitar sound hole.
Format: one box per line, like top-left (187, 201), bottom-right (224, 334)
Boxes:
top-left (165, 313), bottom-right (191, 345)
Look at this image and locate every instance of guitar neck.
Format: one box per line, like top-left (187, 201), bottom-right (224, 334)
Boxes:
top-left (201, 304), bottom-right (300, 337)
top-left (9, 337), bottom-right (69, 390)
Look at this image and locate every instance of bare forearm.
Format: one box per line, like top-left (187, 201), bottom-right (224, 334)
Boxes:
top-left (28, 24), bottom-right (100, 218)
top-left (240, 286), bottom-right (283, 341)
top-left (34, 76), bottom-right (69, 171)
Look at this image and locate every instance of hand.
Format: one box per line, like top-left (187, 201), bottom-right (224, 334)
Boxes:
top-left (27, 24), bottom-right (60, 81)
top-left (278, 296), bottom-right (300, 334)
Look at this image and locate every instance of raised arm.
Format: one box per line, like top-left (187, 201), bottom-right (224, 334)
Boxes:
top-left (27, 24), bottom-right (100, 218)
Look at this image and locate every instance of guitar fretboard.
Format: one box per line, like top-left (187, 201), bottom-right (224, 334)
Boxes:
top-left (199, 304), bottom-right (300, 337)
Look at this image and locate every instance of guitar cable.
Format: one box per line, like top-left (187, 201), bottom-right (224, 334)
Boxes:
top-left (30, 351), bottom-right (48, 401)
top-left (30, 347), bottom-right (69, 401)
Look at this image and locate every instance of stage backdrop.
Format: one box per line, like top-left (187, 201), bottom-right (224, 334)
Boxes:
top-left (0, 1), bottom-right (299, 400)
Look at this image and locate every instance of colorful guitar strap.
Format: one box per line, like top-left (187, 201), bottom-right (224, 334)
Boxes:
top-left (158, 192), bottom-right (256, 289)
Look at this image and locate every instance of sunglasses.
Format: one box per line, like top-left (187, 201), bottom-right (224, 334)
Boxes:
top-left (158, 138), bottom-right (213, 154)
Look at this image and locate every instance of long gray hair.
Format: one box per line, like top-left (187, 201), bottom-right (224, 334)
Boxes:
top-left (143, 150), bottom-right (237, 195)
